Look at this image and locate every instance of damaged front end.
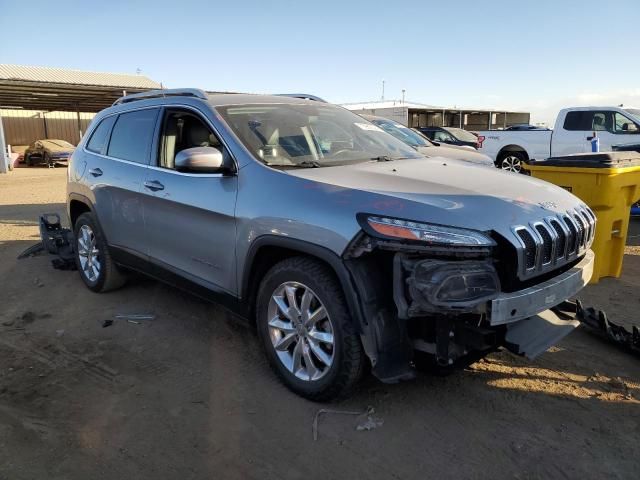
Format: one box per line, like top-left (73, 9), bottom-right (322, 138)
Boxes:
top-left (344, 214), bottom-right (588, 383)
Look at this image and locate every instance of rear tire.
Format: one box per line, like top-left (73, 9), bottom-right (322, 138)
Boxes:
top-left (256, 257), bottom-right (365, 401)
top-left (497, 151), bottom-right (526, 173)
top-left (73, 212), bottom-right (126, 292)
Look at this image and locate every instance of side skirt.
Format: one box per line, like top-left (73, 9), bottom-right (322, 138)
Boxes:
top-left (110, 246), bottom-right (250, 319)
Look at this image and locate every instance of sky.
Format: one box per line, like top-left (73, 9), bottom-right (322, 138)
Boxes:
top-left (1, 0), bottom-right (639, 125)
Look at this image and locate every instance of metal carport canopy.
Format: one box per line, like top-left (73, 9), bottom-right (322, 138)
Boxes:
top-left (0, 64), bottom-right (163, 172)
top-left (0, 64), bottom-right (162, 112)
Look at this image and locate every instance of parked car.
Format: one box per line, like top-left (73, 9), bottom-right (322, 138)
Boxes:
top-left (67, 89), bottom-right (595, 400)
top-left (360, 114), bottom-right (493, 167)
top-left (504, 124), bottom-right (551, 131)
top-left (24, 139), bottom-right (75, 166)
top-left (477, 106), bottom-right (640, 172)
top-left (416, 126), bottom-right (479, 149)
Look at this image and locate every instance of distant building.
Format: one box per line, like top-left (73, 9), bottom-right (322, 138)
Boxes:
top-left (342, 99), bottom-right (530, 131)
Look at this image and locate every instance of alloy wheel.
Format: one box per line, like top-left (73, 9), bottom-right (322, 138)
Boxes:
top-left (267, 281), bottom-right (335, 381)
top-left (501, 155), bottom-right (522, 172)
top-left (77, 224), bottom-right (101, 282)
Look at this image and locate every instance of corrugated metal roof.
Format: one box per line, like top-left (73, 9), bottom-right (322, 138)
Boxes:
top-left (342, 100), bottom-right (444, 110)
top-left (342, 99), bottom-right (529, 114)
top-left (0, 64), bottom-right (161, 89)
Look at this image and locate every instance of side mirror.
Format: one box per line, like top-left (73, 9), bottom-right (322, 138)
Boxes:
top-left (174, 146), bottom-right (226, 173)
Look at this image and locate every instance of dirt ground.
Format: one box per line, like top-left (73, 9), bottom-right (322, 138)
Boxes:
top-left (1, 167), bottom-right (639, 480)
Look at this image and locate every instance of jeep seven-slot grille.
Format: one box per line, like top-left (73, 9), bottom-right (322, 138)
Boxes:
top-left (512, 206), bottom-right (596, 279)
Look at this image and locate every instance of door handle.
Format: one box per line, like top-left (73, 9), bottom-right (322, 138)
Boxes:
top-left (144, 180), bottom-right (165, 191)
top-left (89, 167), bottom-right (103, 177)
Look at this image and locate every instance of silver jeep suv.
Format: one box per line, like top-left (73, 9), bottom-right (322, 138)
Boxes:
top-left (67, 89), bottom-right (595, 400)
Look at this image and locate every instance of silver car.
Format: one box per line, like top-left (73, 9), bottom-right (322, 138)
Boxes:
top-left (360, 114), bottom-right (494, 167)
top-left (67, 89), bottom-right (595, 400)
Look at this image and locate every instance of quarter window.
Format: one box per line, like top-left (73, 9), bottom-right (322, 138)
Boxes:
top-left (107, 109), bottom-right (159, 163)
top-left (86, 115), bottom-right (116, 154)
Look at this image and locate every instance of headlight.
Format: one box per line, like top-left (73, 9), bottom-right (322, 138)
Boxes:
top-left (363, 215), bottom-right (495, 247)
top-left (408, 259), bottom-right (500, 310)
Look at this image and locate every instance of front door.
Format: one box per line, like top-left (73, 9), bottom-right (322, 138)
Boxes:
top-left (142, 107), bottom-right (238, 294)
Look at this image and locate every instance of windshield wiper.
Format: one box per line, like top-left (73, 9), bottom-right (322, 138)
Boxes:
top-left (297, 160), bottom-right (321, 167)
top-left (370, 155), bottom-right (412, 162)
top-left (266, 160), bottom-right (321, 168)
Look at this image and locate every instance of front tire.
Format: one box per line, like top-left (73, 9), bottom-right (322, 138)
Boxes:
top-left (256, 257), bottom-right (365, 401)
top-left (73, 212), bottom-right (126, 292)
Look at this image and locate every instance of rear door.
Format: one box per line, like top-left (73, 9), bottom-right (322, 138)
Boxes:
top-left (141, 106), bottom-right (238, 294)
top-left (86, 108), bottom-right (159, 258)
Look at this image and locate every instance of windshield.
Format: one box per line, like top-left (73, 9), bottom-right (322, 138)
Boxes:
top-left (369, 118), bottom-right (433, 148)
top-left (444, 127), bottom-right (478, 142)
top-left (216, 103), bottom-right (423, 167)
top-left (624, 109), bottom-right (640, 123)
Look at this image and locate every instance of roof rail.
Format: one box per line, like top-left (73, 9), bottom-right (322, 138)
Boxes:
top-left (113, 88), bottom-right (208, 106)
top-left (276, 93), bottom-right (328, 103)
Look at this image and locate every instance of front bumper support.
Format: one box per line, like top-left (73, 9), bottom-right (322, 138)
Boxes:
top-left (490, 250), bottom-right (594, 326)
top-left (504, 309), bottom-right (579, 359)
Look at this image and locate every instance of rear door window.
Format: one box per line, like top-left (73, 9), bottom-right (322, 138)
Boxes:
top-left (86, 115), bottom-right (116, 154)
top-left (107, 108), bottom-right (159, 163)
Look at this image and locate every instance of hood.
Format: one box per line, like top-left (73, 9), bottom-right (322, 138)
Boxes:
top-left (286, 157), bottom-right (586, 240)
top-left (416, 145), bottom-right (493, 166)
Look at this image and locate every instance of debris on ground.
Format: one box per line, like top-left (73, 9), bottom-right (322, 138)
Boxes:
top-left (312, 406), bottom-right (376, 441)
top-left (356, 412), bottom-right (384, 431)
top-left (572, 300), bottom-right (639, 358)
top-left (115, 314), bottom-right (155, 321)
top-left (102, 319), bottom-right (114, 328)
top-left (17, 213), bottom-right (77, 270)
top-left (553, 300), bottom-right (640, 358)
top-left (33, 277), bottom-right (44, 288)
top-left (17, 242), bottom-right (44, 259)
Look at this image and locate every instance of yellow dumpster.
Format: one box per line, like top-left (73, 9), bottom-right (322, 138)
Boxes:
top-left (524, 152), bottom-right (640, 284)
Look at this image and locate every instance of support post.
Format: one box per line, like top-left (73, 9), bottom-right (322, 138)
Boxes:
top-left (0, 113), bottom-right (7, 173)
top-left (42, 112), bottom-right (49, 138)
top-left (76, 104), bottom-right (82, 143)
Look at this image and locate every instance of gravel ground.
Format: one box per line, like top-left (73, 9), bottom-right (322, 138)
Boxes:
top-left (1, 167), bottom-right (639, 480)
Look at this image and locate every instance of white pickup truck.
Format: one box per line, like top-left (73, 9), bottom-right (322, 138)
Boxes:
top-left (477, 106), bottom-right (640, 172)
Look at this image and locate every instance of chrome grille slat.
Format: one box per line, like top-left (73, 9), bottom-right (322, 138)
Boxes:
top-left (511, 206), bottom-right (596, 280)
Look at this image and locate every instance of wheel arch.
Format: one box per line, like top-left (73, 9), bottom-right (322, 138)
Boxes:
top-left (68, 193), bottom-right (94, 228)
top-left (497, 144), bottom-right (529, 161)
top-left (242, 236), bottom-right (365, 332)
